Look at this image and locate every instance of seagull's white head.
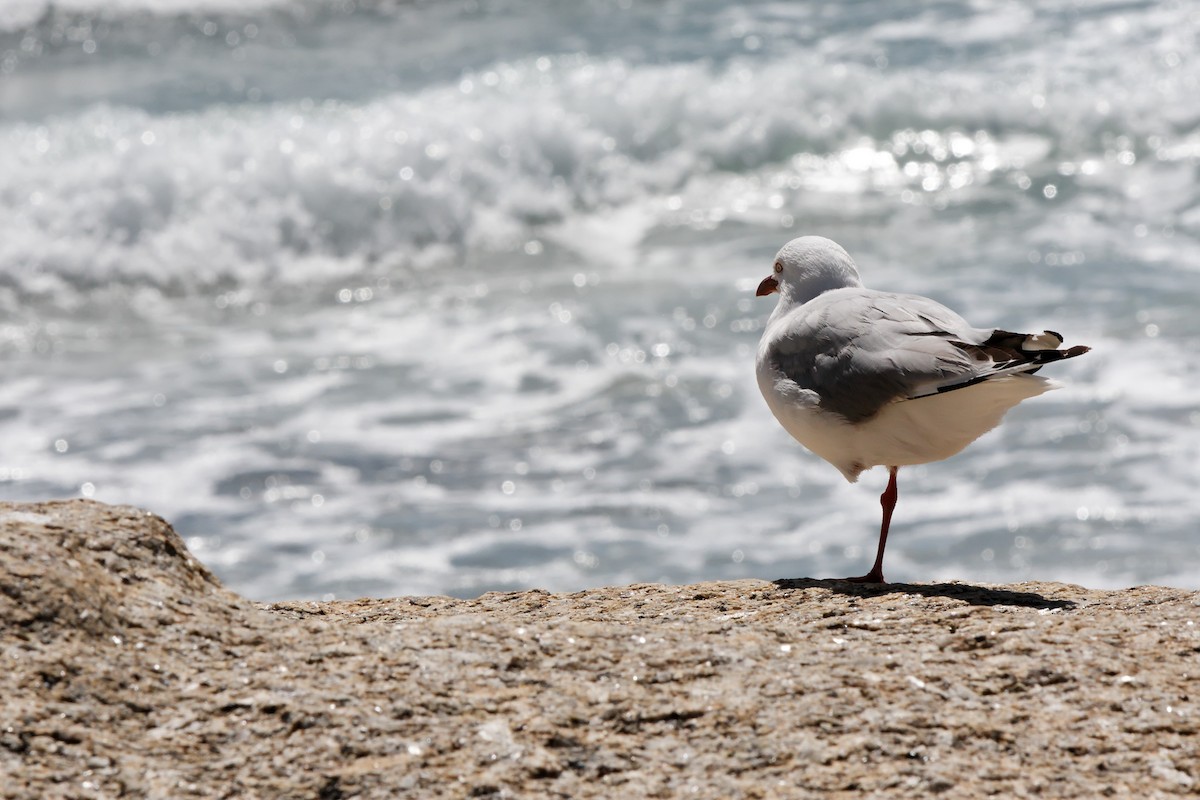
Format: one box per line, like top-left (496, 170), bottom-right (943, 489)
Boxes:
top-left (756, 236), bottom-right (864, 306)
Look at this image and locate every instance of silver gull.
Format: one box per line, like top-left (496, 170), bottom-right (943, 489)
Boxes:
top-left (755, 236), bottom-right (1089, 583)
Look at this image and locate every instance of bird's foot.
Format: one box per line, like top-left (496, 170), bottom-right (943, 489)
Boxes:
top-left (843, 570), bottom-right (886, 584)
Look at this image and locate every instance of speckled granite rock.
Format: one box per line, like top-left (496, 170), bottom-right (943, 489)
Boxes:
top-left (1, 500), bottom-right (1198, 799)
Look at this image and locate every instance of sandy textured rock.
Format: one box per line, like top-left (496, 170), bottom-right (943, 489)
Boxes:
top-left (1, 500), bottom-right (1198, 799)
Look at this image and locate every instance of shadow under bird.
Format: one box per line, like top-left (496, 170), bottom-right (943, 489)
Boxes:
top-left (754, 236), bottom-right (1090, 583)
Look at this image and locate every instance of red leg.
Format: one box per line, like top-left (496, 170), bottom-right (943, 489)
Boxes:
top-left (846, 466), bottom-right (898, 584)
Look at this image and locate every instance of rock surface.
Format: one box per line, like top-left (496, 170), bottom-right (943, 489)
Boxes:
top-left (1, 500), bottom-right (1198, 799)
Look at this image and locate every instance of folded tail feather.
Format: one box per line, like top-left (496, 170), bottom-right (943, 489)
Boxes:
top-left (909, 329), bottom-right (1090, 400)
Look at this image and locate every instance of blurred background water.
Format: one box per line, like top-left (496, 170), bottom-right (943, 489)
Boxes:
top-left (1, 0), bottom-right (1197, 600)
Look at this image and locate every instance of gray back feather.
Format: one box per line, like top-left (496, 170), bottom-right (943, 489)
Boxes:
top-left (766, 289), bottom-right (990, 423)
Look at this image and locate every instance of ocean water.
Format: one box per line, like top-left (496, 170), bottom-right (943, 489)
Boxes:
top-left (2, 0), bottom-right (1198, 600)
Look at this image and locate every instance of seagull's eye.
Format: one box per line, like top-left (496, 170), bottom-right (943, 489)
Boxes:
top-left (773, 262), bottom-right (783, 274)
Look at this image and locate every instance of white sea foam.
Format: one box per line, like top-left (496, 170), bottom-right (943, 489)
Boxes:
top-left (0, 0), bottom-right (1197, 598)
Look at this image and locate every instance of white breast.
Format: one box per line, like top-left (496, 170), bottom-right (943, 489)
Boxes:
top-left (756, 358), bottom-right (1054, 483)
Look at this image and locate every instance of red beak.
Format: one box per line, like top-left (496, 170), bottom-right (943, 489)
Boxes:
top-left (756, 275), bottom-right (779, 296)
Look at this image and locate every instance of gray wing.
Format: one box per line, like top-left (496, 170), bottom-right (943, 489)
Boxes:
top-left (765, 288), bottom-right (1087, 423)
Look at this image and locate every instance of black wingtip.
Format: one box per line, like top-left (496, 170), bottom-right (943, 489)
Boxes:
top-left (1029, 343), bottom-right (1090, 363)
